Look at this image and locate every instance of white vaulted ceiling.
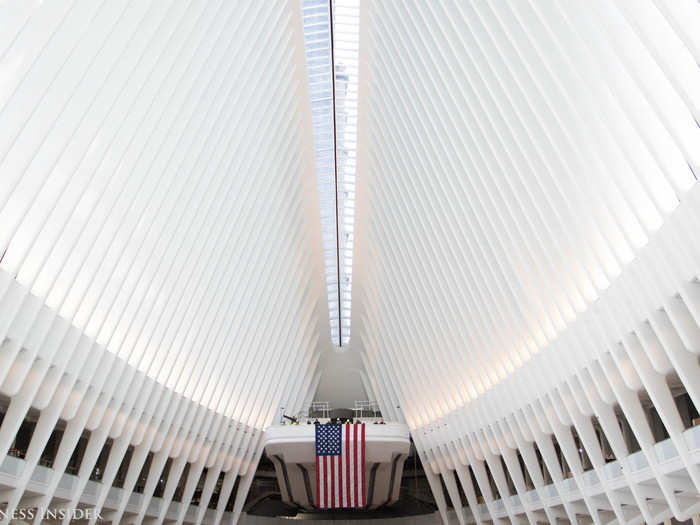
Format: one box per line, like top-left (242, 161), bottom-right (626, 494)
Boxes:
top-left (354, 0), bottom-right (700, 523)
top-left (355, 0), bottom-right (700, 427)
top-left (356, 0), bottom-right (700, 426)
top-left (2, 0), bottom-right (700, 524)
top-left (0, 1), bottom-right (326, 523)
top-left (0, 0), bottom-right (326, 420)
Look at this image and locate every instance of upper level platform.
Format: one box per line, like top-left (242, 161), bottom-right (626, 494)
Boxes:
top-left (263, 422), bottom-right (410, 510)
top-left (265, 422), bottom-right (409, 464)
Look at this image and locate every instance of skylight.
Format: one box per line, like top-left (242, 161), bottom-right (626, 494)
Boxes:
top-left (302, 0), bottom-right (359, 346)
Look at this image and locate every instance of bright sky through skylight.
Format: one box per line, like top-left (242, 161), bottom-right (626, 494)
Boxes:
top-left (302, 0), bottom-right (359, 346)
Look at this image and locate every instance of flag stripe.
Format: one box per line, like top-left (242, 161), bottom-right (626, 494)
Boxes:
top-left (340, 429), bottom-right (346, 507)
top-left (353, 423), bottom-right (358, 506)
top-left (345, 424), bottom-right (351, 506)
top-left (336, 455), bottom-right (341, 507)
top-left (330, 453), bottom-right (335, 508)
top-left (324, 456), bottom-right (328, 508)
top-left (361, 423), bottom-right (366, 506)
top-left (316, 455), bottom-right (320, 508)
top-left (348, 426), bottom-right (355, 507)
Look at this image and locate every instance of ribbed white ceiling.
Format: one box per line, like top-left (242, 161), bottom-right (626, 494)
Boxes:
top-left (0, 0), bottom-right (327, 425)
top-left (354, 3), bottom-right (700, 522)
top-left (355, 0), bottom-right (700, 428)
top-left (3, 0), bottom-right (700, 522)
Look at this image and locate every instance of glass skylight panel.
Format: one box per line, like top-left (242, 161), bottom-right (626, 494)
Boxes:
top-left (302, 0), bottom-right (359, 346)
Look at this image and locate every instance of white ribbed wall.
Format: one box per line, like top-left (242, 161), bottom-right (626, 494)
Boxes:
top-left (0, 1), bottom-right (325, 524)
top-left (354, 1), bottom-right (700, 524)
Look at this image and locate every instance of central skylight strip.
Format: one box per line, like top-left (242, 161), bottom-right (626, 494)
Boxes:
top-left (302, 0), bottom-right (359, 346)
top-left (332, 0), bottom-right (359, 346)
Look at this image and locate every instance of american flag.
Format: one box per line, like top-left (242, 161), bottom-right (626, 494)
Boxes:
top-left (315, 423), bottom-right (365, 508)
